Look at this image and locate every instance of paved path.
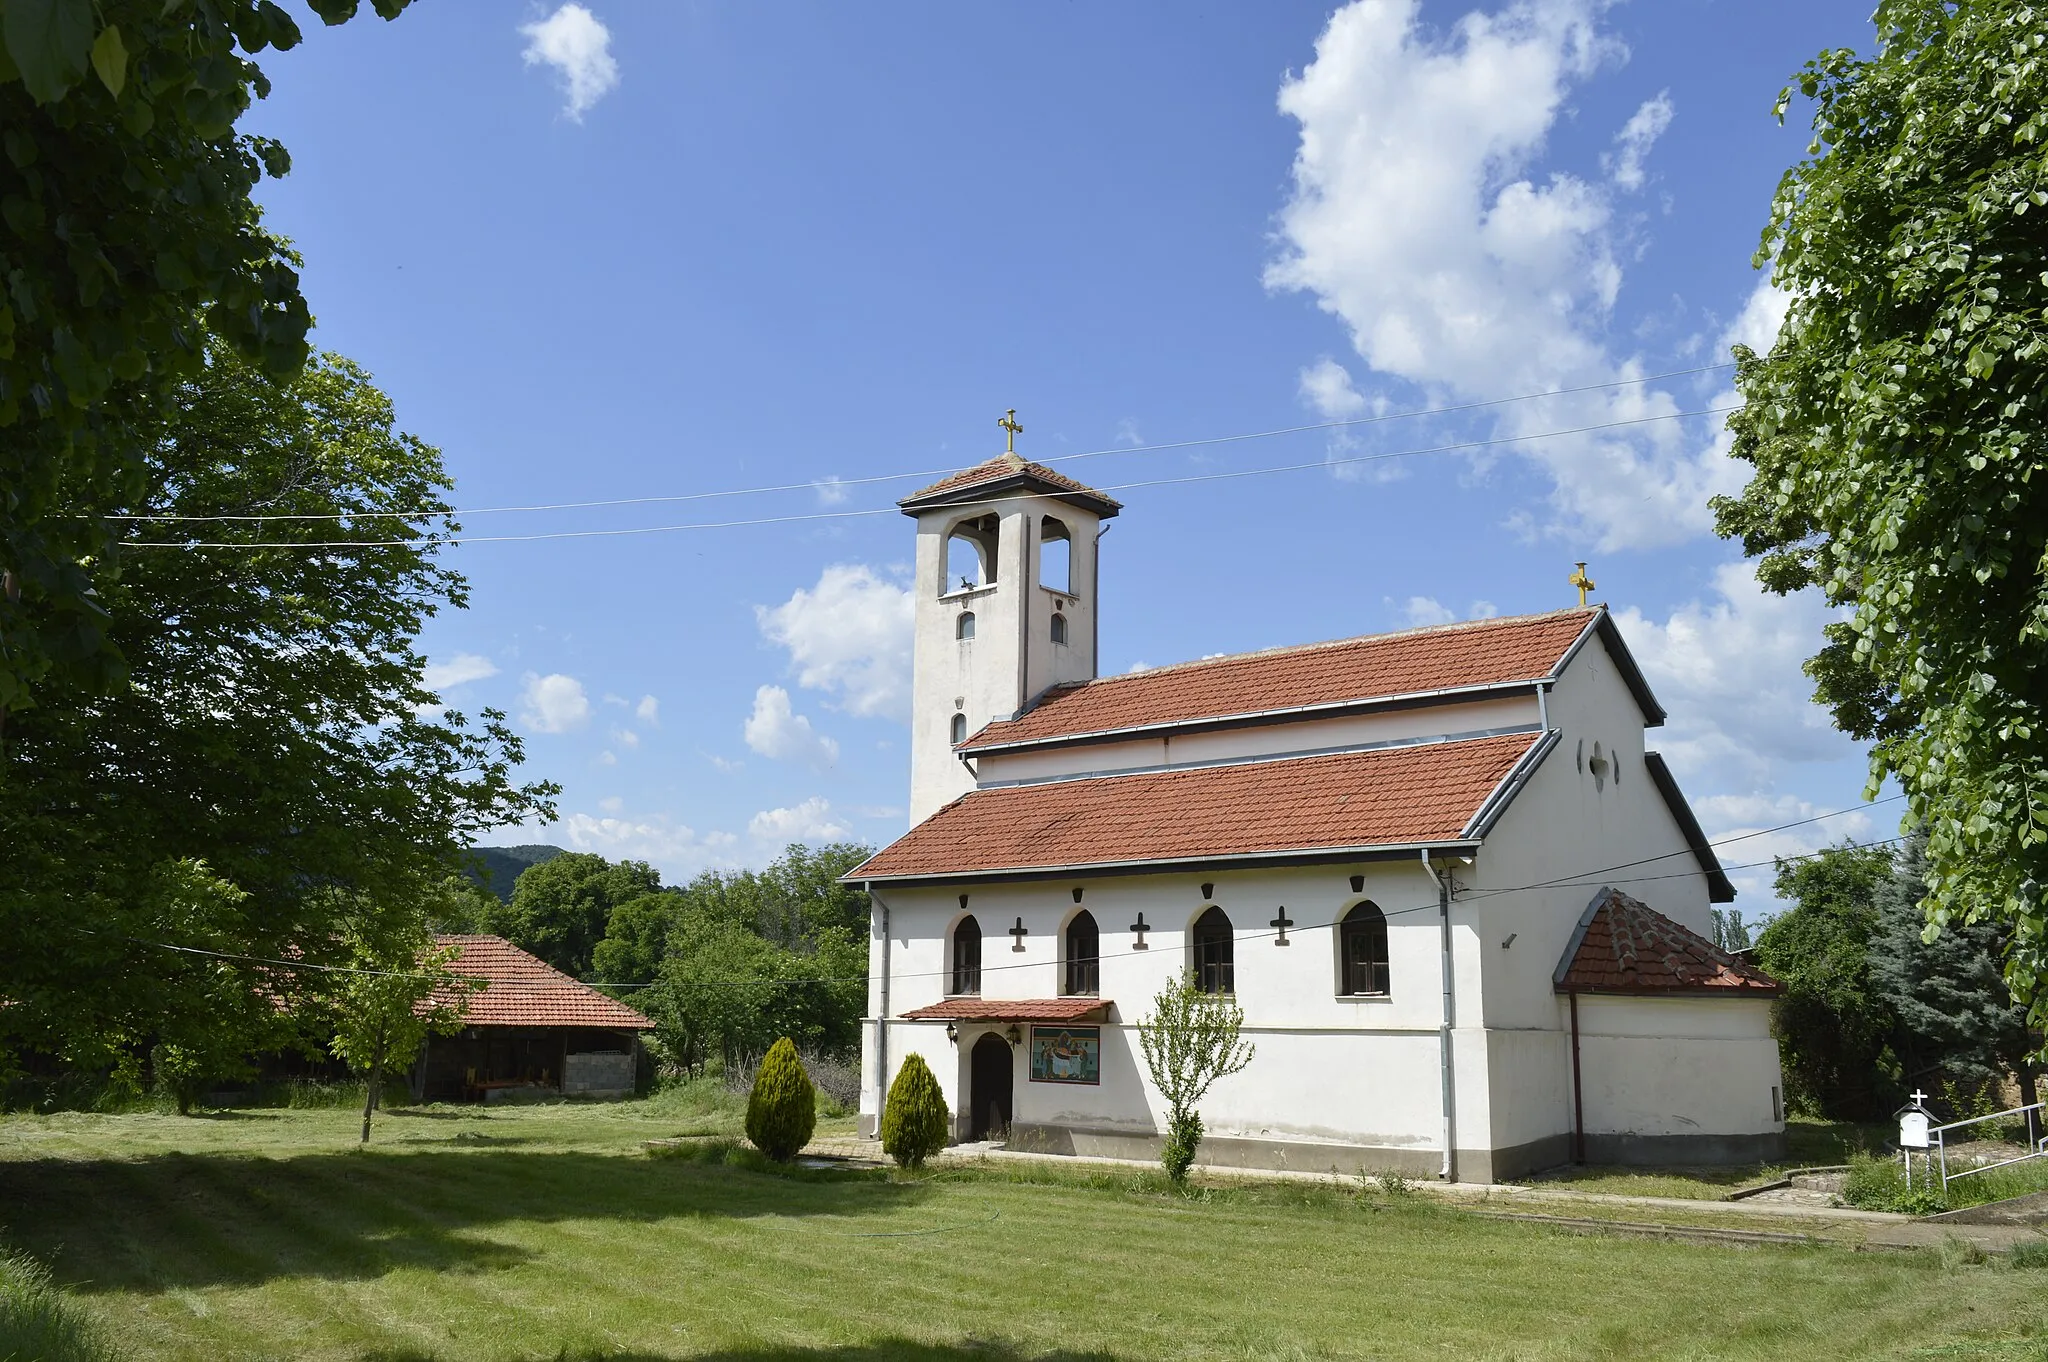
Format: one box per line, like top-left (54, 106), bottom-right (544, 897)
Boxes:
top-left (800, 1136), bottom-right (2047, 1255)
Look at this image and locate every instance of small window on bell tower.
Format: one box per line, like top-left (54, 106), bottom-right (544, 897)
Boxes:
top-left (950, 713), bottom-right (968, 745)
top-left (1049, 612), bottom-right (1068, 645)
top-left (957, 611), bottom-right (976, 640)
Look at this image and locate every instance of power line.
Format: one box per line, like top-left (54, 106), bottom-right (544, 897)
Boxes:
top-left (85, 801), bottom-right (1893, 993)
top-left (119, 405), bottom-right (1739, 551)
top-left (105, 362), bottom-right (1737, 524)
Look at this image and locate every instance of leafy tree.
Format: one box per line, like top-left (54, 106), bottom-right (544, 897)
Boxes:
top-left (1713, 0), bottom-right (2048, 1040)
top-left (423, 874), bottom-right (499, 936)
top-left (327, 915), bottom-right (475, 1144)
top-left (1712, 908), bottom-right (1753, 952)
top-left (0, 0), bottom-right (415, 723)
top-left (744, 1036), bottom-right (816, 1161)
top-left (1872, 834), bottom-right (2040, 1110)
top-left (1752, 843), bottom-right (1900, 1117)
top-left (485, 854), bottom-right (660, 979)
top-left (590, 891), bottom-right (686, 994)
top-left (0, 338), bottom-right (553, 1078)
top-left (1136, 976), bottom-right (1255, 1185)
top-left (881, 1053), bottom-right (950, 1169)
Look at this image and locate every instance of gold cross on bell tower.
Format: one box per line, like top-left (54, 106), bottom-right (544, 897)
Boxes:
top-left (998, 408), bottom-right (1024, 454)
top-left (1568, 561), bottom-right (1596, 607)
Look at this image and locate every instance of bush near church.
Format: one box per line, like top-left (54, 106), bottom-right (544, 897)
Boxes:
top-left (881, 1053), bottom-right (950, 1168)
top-left (744, 1037), bottom-right (817, 1161)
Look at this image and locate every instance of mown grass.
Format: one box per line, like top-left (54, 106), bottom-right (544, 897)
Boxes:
top-left (3, 1103), bottom-right (2047, 1361)
top-left (1525, 1116), bottom-right (1903, 1200)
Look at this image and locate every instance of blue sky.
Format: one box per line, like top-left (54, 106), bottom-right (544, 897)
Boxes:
top-left (247, 0), bottom-right (1885, 913)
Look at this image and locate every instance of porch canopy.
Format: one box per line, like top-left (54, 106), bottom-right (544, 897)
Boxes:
top-left (902, 998), bottom-right (1112, 1023)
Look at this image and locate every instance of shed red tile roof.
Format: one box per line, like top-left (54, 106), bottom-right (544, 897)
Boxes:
top-left (427, 935), bottom-right (655, 1029)
top-left (1553, 889), bottom-right (1780, 997)
top-left (961, 608), bottom-right (1613, 753)
top-left (851, 731), bottom-right (1543, 882)
top-left (899, 454), bottom-right (1123, 516)
top-left (901, 998), bottom-right (1111, 1022)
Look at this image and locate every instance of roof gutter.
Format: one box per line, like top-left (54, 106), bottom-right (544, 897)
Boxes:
top-left (846, 838), bottom-right (1484, 888)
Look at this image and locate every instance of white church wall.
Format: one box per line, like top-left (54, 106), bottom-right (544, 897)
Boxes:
top-left (1572, 994), bottom-right (1785, 1158)
top-left (974, 695), bottom-right (1538, 785)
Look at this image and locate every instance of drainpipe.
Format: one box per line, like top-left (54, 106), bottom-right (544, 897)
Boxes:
top-left (1421, 850), bottom-right (1457, 1183)
top-left (869, 884), bottom-right (890, 1137)
top-left (1568, 989), bottom-right (1586, 1163)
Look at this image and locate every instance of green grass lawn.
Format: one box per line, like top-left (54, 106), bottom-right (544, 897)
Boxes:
top-left (1523, 1116), bottom-right (1900, 1201)
top-left (3, 1101), bottom-right (2047, 1361)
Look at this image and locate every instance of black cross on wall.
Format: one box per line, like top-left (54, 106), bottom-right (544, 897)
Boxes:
top-left (1010, 916), bottom-right (1029, 952)
top-left (1270, 906), bottom-right (1293, 946)
top-left (1128, 911), bottom-right (1150, 950)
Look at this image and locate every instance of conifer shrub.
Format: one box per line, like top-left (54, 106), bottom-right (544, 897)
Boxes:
top-left (881, 1053), bottom-right (950, 1168)
top-left (744, 1037), bottom-right (817, 1161)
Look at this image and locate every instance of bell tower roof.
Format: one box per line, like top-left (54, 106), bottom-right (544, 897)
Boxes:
top-left (898, 453), bottom-right (1122, 520)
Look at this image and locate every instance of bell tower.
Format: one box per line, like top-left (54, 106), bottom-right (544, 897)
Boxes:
top-left (899, 421), bottom-right (1121, 824)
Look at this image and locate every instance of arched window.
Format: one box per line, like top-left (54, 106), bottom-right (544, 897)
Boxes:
top-left (957, 611), bottom-right (976, 640)
top-left (1064, 911), bottom-right (1099, 996)
top-left (943, 514), bottom-right (999, 595)
top-left (1340, 902), bottom-right (1389, 997)
top-left (950, 712), bottom-right (968, 745)
top-left (1193, 906), bottom-right (1234, 995)
top-left (1049, 612), bottom-right (1068, 645)
top-left (951, 916), bottom-right (982, 995)
top-left (1040, 516), bottom-right (1072, 594)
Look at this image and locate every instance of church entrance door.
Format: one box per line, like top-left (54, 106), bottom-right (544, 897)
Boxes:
top-left (968, 1032), bottom-right (1013, 1140)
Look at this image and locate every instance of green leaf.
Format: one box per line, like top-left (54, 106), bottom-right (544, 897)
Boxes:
top-left (90, 24), bottom-right (125, 98)
top-left (4, 0), bottom-right (95, 104)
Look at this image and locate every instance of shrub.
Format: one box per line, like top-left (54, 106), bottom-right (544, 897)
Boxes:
top-left (2009, 1240), bottom-right (2048, 1270)
top-left (880, 1053), bottom-right (950, 1169)
top-left (0, 1247), bottom-right (115, 1362)
top-left (1840, 1153), bottom-right (1949, 1215)
top-left (1160, 1111), bottom-right (1203, 1185)
top-left (744, 1037), bottom-right (816, 1161)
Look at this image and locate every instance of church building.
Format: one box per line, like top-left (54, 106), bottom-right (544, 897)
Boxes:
top-left (849, 445), bottom-right (1786, 1182)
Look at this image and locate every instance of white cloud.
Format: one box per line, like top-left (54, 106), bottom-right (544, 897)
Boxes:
top-left (812, 476), bottom-right (851, 506)
top-left (598, 796), bottom-right (623, 813)
top-left (1616, 562), bottom-right (1858, 787)
top-left (596, 749), bottom-right (617, 766)
top-left (748, 797), bottom-right (851, 843)
top-left (424, 653), bottom-right (498, 692)
top-left (1720, 279), bottom-right (1790, 359)
top-left (756, 564), bottom-right (915, 720)
top-left (708, 754), bottom-right (744, 774)
top-left (1402, 596), bottom-right (1457, 628)
top-left (635, 694), bottom-right (660, 725)
top-left (1299, 358), bottom-right (1368, 419)
top-left (1606, 91), bottom-right (1674, 191)
top-left (555, 811), bottom-right (738, 869)
top-left (743, 685), bottom-right (840, 769)
top-left (519, 3), bottom-right (619, 120)
top-left (519, 672), bottom-right (591, 733)
top-left (1266, 0), bottom-right (1747, 549)
top-left (612, 727), bottom-right (640, 749)
top-left (1687, 793), bottom-right (1877, 913)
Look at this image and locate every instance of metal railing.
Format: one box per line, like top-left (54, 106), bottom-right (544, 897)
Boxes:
top-left (1932, 1101), bottom-right (2046, 1191)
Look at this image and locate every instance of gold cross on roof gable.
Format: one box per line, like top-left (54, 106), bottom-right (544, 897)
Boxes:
top-left (998, 408), bottom-right (1024, 454)
top-left (1568, 561), bottom-right (1596, 607)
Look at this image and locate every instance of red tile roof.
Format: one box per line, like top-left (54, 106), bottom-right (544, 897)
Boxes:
top-left (852, 731), bottom-right (1543, 882)
top-left (427, 935), bottom-right (655, 1029)
top-left (899, 454), bottom-right (1123, 517)
top-left (1553, 889), bottom-right (1780, 996)
top-left (902, 998), bottom-right (1111, 1022)
top-left (961, 608), bottom-right (1610, 753)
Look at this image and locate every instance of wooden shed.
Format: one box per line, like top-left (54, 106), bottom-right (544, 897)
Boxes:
top-left (413, 935), bottom-right (654, 1103)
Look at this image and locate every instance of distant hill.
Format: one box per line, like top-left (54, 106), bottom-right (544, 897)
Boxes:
top-left (465, 844), bottom-right (567, 903)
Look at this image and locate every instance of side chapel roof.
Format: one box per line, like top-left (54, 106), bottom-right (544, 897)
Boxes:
top-left (959, 607), bottom-right (1661, 754)
top-left (850, 729), bottom-right (1549, 883)
top-left (898, 453), bottom-right (1123, 520)
top-left (427, 934), bottom-right (654, 1029)
top-left (1552, 889), bottom-right (1780, 997)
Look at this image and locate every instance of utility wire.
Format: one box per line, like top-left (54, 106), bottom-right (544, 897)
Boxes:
top-left (82, 797), bottom-right (1891, 992)
top-left (106, 363), bottom-right (1737, 524)
top-left (119, 405), bottom-right (1739, 551)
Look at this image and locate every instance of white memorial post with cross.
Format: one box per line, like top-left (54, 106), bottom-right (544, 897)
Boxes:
top-left (1900, 1089), bottom-right (1931, 1187)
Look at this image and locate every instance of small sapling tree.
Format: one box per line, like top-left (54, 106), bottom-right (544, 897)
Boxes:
top-left (329, 920), bottom-right (476, 1143)
top-left (745, 1036), bottom-right (817, 1161)
top-left (1138, 975), bottom-right (1255, 1185)
top-left (880, 1052), bottom-right (950, 1168)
